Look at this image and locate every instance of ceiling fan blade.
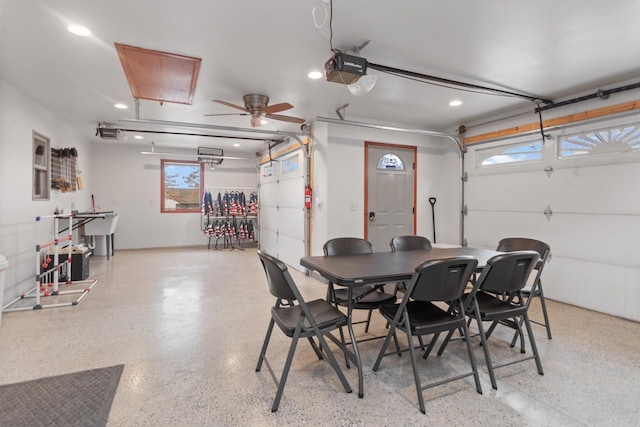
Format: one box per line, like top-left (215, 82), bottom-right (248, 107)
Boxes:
top-left (263, 102), bottom-right (294, 114)
top-left (212, 99), bottom-right (249, 112)
top-left (204, 113), bottom-right (250, 117)
top-left (265, 113), bottom-right (306, 124)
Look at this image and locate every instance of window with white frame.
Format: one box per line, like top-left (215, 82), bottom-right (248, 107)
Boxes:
top-left (161, 159), bottom-right (203, 213)
top-left (558, 122), bottom-right (640, 159)
top-left (476, 139), bottom-right (543, 167)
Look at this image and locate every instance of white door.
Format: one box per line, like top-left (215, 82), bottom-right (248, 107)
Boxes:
top-left (259, 149), bottom-right (307, 271)
top-left (366, 143), bottom-right (416, 251)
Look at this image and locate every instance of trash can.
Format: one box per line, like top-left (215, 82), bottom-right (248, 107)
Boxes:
top-left (0, 255), bottom-right (8, 327)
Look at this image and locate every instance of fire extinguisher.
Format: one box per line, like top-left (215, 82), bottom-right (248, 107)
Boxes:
top-left (305, 186), bottom-right (312, 209)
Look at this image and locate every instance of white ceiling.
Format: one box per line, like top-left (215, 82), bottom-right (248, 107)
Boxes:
top-left (2, 0), bottom-right (640, 155)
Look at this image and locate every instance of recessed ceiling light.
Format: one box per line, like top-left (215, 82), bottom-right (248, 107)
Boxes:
top-left (308, 71), bottom-right (323, 79)
top-left (449, 100), bottom-right (463, 107)
top-left (67, 24), bottom-right (91, 37)
top-left (114, 103), bottom-right (128, 109)
top-left (134, 135), bottom-right (144, 140)
top-left (233, 143), bottom-right (240, 147)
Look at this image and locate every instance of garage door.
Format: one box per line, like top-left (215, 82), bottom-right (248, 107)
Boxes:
top-left (464, 119), bottom-right (640, 321)
top-left (259, 149), bottom-right (307, 272)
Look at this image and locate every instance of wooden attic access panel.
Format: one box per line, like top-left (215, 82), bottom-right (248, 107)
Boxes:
top-left (115, 43), bottom-right (201, 105)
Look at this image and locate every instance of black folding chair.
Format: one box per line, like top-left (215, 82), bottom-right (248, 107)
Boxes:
top-left (442, 250), bottom-right (543, 390)
top-left (372, 256), bottom-right (482, 414)
top-left (496, 237), bottom-right (552, 342)
top-left (323, 238), bottom-right (397, 339)
top-left (390, 235), bottom-right (432, 295)
top-left (255, 250), bottom-right (352, 412)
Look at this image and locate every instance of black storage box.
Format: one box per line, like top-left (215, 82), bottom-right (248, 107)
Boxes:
top-left (57, 251), bottom-right (91, 281)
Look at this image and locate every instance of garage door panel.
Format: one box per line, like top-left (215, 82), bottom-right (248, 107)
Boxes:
top-left (278, 207), bottom-right (304, 239)
top-left (278, 234), bottom-right (306, 272)
top-left (544, 258), bottom-right (634, 319)
top-left (260, 207), bottom-right (279, 233)
top-left (542, 214), bottom-right (639, 268)
top-left (260, 229), bottom-right (278, 256)
top-left (465, 211), bottom-right (552, 248)
top-left (548, 164), bottom-right (640, 214)
top-left (466, 210), bottom-right (640, 268)
top-left (278, 179), bottom-right (304, 209)
top-left (466, 172), bottom-right (550, 211)
top-left (260, 183), bottom-right (278, 208)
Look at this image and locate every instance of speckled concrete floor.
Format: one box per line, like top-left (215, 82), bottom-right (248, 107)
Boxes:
top-left (1, 247), bottom-right (639, 426)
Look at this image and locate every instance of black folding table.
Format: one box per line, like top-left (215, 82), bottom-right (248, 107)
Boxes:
top-left (300, 246), bottom-right (501, 398)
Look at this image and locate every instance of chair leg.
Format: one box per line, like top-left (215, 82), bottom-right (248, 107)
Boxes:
top-left (315, 334), bottom-right (353, 394)
top-left (271, 327), bottom-right (301, 412)
top-left (421, 333), bottom-right (440, 360)
top-left (417, 335), bottom-right (427, 351)
top-left (372, 321), bottom-right (398, 371)
top-left (338, 325), bottom-right (350, 369)
top-left (475, 314), bottom-right (498, 390)
top-left (436, 329), bottom-right (456, 356)
top-left (538, 284), bottom-right (552, 339)
top-left (461, 319), bottom-right (483, 394)
top-left (485, 320), bottom-right (500, 339)
top-left (523, 314), bottom-right (544, 376)
top-left (509, 319), bottom-right (522, 348)
top-left (392, 330), bottom-right (402, 356)
top-left (256, 319), bottom-right (275, 371)
top-left (513, 317), bottom-right (526, 354)
top-left (364, 309), bottom-right (373, 333)
top-left (406, 327), bottom-right (426, 414)
top-left (307, 337), bottom-right (324, 360)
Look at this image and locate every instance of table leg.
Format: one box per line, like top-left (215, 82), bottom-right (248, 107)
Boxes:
top-left (111, 233), bottom-right (115, 256)
top-left (106, 235), bottom-right (111, 260)
top-left (347, 287), bottom-right (364, 398)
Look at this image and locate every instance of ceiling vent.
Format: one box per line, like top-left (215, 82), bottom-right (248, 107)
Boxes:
top-left (197, 147), bottom-right (224, 165)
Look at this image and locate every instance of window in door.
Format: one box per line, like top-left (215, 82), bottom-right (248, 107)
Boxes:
top-left (161, 159), bottom-right (203, 213)
top-left (477, 140), bottom-right (543, 167)
top-left (377, 153), bottom-right (405, 170)
top-left (558, 122), bottom-right (640, 159)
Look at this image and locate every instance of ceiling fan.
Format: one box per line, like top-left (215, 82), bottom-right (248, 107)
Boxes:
top-left (207, 94), bottom-right (305, 127)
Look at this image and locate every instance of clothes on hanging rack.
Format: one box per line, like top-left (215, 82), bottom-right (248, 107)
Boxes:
top-left (201, 190), bottom-right (214, 216)
top-left (249, 191), bottom-right (258, 215)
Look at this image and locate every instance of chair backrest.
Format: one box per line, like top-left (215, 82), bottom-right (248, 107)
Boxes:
top-left (474, 251), bottom-right (540, 295)
top-left (257, 250), bottom-right (298, 302)
top-left (390, 235), bottom-right (432, 252)
top-left (496, 237), bottom-right (550, 267)
top-left (407, 256), bottom-right (478, 302)
top-left (323, 237), bottom-right (373, 256)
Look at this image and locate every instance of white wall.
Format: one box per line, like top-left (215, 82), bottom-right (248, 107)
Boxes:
top-left (89, 142), bottom-right (258, 250)
top-left (310, 120), bottom-right (461, 256)
top-left (0, 77), bottom-right (94, 302)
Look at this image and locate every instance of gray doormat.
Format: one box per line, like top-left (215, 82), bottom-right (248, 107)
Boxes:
top-left (0, 364), bottom-right (124, 427)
